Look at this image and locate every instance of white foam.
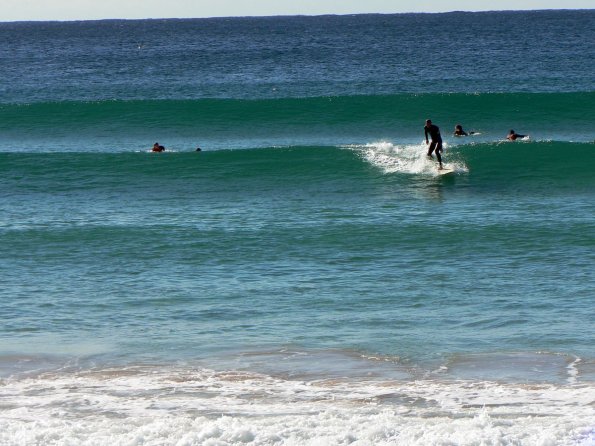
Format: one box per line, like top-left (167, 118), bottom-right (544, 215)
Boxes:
top-left (347, 141), bottom-right (468, 176)
top-left (568, 357), bottom-right (582, 385)
top-left (1, 365), bottom-right (593, 445)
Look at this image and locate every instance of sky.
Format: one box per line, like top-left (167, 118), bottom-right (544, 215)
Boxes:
top-left (0, 0), bottom-right (592, 22)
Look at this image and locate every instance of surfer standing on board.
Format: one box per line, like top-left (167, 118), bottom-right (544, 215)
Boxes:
top-left (424, 119), bottom-right (444, 169)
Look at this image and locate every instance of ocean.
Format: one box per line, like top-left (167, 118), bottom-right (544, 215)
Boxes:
top-left (0, 10), bottom-right (594, 445)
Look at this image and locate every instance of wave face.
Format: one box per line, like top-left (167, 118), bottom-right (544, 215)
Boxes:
top-left (1, 92), bottom-right (594, 151)
top-left (1, 140), bottom-right (594, 188)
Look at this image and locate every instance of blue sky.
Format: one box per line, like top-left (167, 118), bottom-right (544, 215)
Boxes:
top-left (0, 0), bottom-right (592, 21)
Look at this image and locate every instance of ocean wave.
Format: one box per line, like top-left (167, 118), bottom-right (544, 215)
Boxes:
top-left (1, 93), bottom-right (593, 151)
top-left (1, 358), bottom-right (593, 445)
top-left (1, 141), bottom-right (594, 194)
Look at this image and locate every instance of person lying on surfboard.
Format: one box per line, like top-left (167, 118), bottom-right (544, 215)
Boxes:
top-left (424, 119), bottom-right (444, 169)
top-left (506, 130), bottom-right (526, 141)
top-left (453, 124), bottom-right (468, 136)
top-left (152, 142), bottom-right (165, 152)
top-left (453, 124), bottom-right (477, 136)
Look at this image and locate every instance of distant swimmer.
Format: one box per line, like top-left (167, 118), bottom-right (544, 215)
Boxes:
top-left (424, 119), bottom-right (444, 169)
top-left (195, 147), bottom-right (202, 152)
top-left (453, 124), bottom-right (476, 136)
top-left (152, 142), bottom-right (165, 152)
top-left (506, 130), bottom-right (526, 141)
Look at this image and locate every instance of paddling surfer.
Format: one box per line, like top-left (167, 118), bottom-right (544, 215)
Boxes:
top-left (152, 142), bottom-right (165, 152)
top-left (453, 124), bottom-right (468, 136)
top-left (454, 124), bottom-right (477, 136)
top-left (506, 130), bottom-right (526, 141)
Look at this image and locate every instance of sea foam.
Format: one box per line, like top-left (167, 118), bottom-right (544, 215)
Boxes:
top-left (1, 364), bottom-right (593, 445)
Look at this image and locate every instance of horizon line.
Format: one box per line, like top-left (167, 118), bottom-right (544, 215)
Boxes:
top-left (1, 8), bottom-right (592, 24)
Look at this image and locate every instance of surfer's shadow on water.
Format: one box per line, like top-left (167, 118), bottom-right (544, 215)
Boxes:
top-left (411, 177), bottom-right (457, 201)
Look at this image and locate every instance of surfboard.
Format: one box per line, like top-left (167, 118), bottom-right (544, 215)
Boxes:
top-left (437, 167), bottom-right (455, 176)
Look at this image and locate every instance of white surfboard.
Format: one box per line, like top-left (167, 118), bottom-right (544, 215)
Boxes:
top-left (437, 167), bottom-right (455, 176)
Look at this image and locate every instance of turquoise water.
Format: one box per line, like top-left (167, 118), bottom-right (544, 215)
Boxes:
top-left (1, 11), bottom-right (594, 445)
top-left (2, 143), bottom-right (594, 367)
top-left (2, 93), bottom-right (594, 152)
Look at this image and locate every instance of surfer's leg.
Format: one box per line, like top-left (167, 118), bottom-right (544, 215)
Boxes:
top-left (427, 142), bottom-right (436, 157)
top-left (435, 142), bottom-right (443, 168)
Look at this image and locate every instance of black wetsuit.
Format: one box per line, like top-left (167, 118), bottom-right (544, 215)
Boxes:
top-left (425, 124), bottom-right (442, 144)
top-left (424, 124), bottom-right (443, 164)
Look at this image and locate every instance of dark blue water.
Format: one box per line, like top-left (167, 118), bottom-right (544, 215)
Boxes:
top-left (1, 10), bottom-right (593, 104)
